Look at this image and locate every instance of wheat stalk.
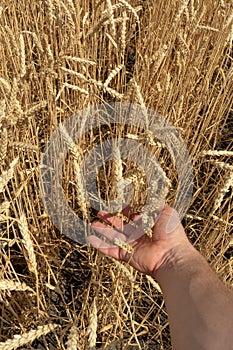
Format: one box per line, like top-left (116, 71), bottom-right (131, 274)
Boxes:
top-left (18, 213), bottom-right (38, 277)
top-left (0, 324), bottom-right (59, 350)
top-left (19, 33), bottom-right (26, 78)
top-left (113, 238), bottom-right (134, 253)
top-left (22, 31), bottom-right (44, 53)
top-left (0, 157), bottom-right (18, 193)
top-left (87, 298), bottom-right (97, 350)
top-left (0, 280), bottom-right (33, 292)
top-left (66, 325), bottom-right (79, 350)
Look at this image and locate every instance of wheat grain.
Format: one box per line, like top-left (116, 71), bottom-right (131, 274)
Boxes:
top-left (66, 325), bottom-right (79, 350)
top-left (19, 34), bottom-right (26, 78)
top-left (103, 64), bottom-right (123, 88)
top-left (0, 280), bottom-right (33, 292)
top-left (18, 212), bottom-right (38, 276)
top-left (87, 298), bottom-right (97, 349)
top-left (0, 324), bottom-right (59, 350)
top-left (0, 157), bottom-right (18, 193)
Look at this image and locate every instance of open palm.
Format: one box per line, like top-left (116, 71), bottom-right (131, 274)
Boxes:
top-left (87, 205), bottom-right (189, 276)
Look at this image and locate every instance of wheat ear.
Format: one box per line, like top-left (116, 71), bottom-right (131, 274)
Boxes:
top-left (0, 157), bottom-right (18, 193)
top-left (87, 298), bottom-right (98, 349)
top-left (0, 128), bottom-right (8, 161)
top-left (0, 280), bottom-right (33, 292)
top-left (18, 213), bottom-right (38, 277)
top-left (103, 64), bottom-right (124, 88)
top-left (0, 324), bottom-right (59, 350)
top-left (212, 170), bottom-right (233, 213)
top-left (66, 325), bottom-right (79, 350)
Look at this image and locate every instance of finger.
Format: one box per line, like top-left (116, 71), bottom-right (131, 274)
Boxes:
top-left (153, 205), bottom-right (181, 237)
top-left (97, 211), bottom-right (124, 229)
top-left (87, 235), bottom-right (121, 260)
top-left (91, 221), bottom-right (126, 242)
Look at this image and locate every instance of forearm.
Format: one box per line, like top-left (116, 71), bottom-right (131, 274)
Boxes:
top-left (155, 243), bottom-right (233, 350)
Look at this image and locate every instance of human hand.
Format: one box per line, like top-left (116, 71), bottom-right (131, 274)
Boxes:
top-left (87, 205), bottom-right (192, 277)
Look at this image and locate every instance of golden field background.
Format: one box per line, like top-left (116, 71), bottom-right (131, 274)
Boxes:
top-left (0, 0), bottom-right (232, 349)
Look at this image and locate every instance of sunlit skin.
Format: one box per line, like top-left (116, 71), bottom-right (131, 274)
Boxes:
top-left (88, 205), bottom-right (233, 350)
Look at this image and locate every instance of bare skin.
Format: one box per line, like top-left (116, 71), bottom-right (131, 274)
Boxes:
top-left (88, 205), bottom-right (233, 350)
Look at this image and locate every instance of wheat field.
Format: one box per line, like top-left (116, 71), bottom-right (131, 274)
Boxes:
top-left (0, 0), bottom-right (232, 349)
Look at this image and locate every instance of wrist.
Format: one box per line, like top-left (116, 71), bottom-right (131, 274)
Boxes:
top-left (153, 240), bottom-right (200, 283)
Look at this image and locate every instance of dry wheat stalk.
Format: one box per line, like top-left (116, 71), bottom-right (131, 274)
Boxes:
top-left (0, 201), bottom-right (10, 212)
top-left (0, 157), bottom-right (18, 193)
top-left (212, 169), bottom-right (233, 213)
top-left (19, 34), bottom-right (26, 78)
top-left (0, 280), bottom-right (33, 292)
top-left (18, 213), bottom-right (38, 276)
top-left (87, 298), bottom-right (97, 349)
top-left (104, 65), bottom-right (123, 89)
top-left (66, 325), bottom-right (79, 350)
top-left (0, 324), bottom-right (59, 350)
top-left (0, 127), bottom-right (8, 161)
top-left (0, 6), bottom-right (3, 18)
